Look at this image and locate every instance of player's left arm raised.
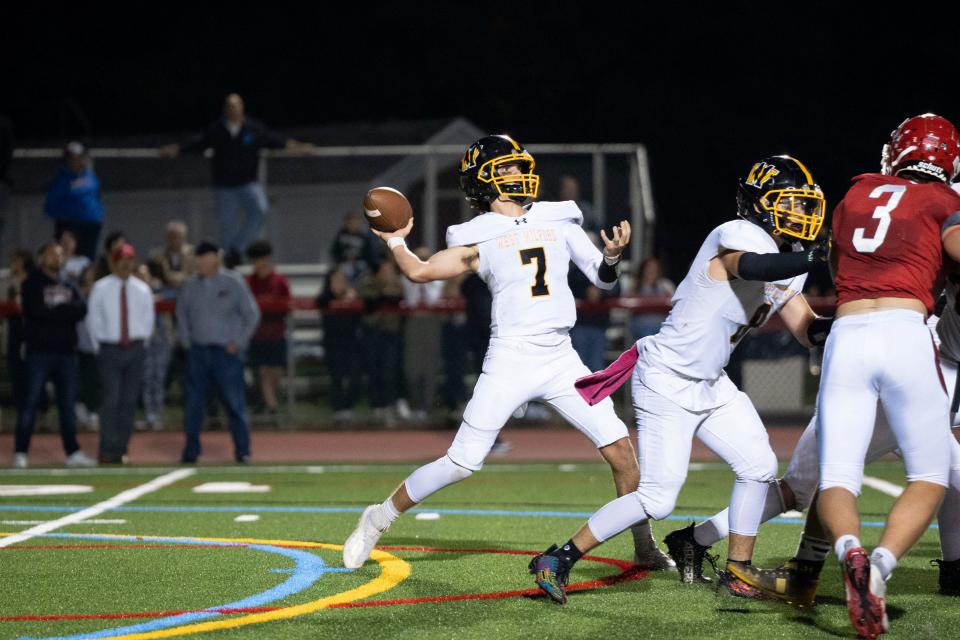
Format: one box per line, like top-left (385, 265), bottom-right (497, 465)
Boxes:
top-left (568, 221), bottom-right (630, 290)
top-left (778, 293), bottom-right (833, 349)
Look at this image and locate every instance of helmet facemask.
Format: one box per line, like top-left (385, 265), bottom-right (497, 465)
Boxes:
top-left (759, 187), bottom-right (826, 242)
top-left (478, 153), bottom-right (540, 205)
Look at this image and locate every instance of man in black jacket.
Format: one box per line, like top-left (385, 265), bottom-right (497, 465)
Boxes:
top-left (13, 241), bottom-right (96, 468)
top-left (159, 93), bottom-right (312, 266)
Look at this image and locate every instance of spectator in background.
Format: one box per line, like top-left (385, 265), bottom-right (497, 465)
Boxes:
top-left (58, 228), bottom-right (90, 285)
top-left (94, 230), bottom-right (127, 280)
top-left (13, 241), bottom-right (95, 468)
top-left (402, 247), bottom-right (444, 422)
top-left (559, 174), bottom-right (599, 230)
top-left (628, 256), bottom-right (675, 340)
top-left (86, 243), bottom-right (154, 464)
top-left (177, 240), bottom-right (260, 463)
top-left (6, 249), bottom-right (48, 422)
top-left (0, 114), bottom-right (13, 244)
top-left (317, 268), bottom-right (362, 424)
top-left (74, 265), bottom-right (100, 432)
top-left (569, 232), bottom-right (617, 372)
top-left (147, 220), bottom-right (195, 421)
top-left (330, 211), bottom-right (379, 284)
top-left (359, 259), bottom-right (404, 426)
top-left (159, 93), bottom-right (313, 267)
top-left (245, 240), bottom-right (291, 417)
top-left (148, 220), bottom-right (195, 293)
top-left (139, 258), bottom-right (173, 432)
top-left (44, 142), bottom-right (102, 260)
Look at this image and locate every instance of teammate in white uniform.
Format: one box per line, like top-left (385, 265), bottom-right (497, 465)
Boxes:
top-left (530, 156), bottom-right (833, 603)
top-left (669, 287), bottom-right (960, 604)
top-left (342, 134), bottom-right (672, 570)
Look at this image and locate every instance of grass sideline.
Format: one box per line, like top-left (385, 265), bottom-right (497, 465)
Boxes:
top-left (0, 462), bottom-right (957, 639)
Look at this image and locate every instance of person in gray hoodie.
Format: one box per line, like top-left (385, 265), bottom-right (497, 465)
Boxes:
top-left (176, 240), bottom-right (260, 463)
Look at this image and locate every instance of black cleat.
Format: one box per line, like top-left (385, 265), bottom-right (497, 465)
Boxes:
top-left (724, 557), bottom-right (822, 608)
top-left (529, 545), bottom-right (571, 604)
top-left (664, 522), bottom-right (717, 584)
top-left (932, 558), bottom-right (960, 595)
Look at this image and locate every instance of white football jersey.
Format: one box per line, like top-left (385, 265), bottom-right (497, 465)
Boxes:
top-left (446, 200), bottom-right (613, 339)
top-left (638, 219), bottom-right (807, 410)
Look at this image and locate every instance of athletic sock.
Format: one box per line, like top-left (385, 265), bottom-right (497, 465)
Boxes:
top-left (694, 515), bottom-right (726, 547)
top-left (834, 534), bottom-right (861, 562)
top-left (374, 498), bottom-right (401, 530)
top-left (557, 539), bottom-right (584, 567)
top-left (870, 547), bottom-right (898, 581)
top-left (795, 533), bottom-right (831, 564)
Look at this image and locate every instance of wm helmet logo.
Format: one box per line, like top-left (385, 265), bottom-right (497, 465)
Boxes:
top-left (746, 162), bottom-right (780, 188)
top-left (460, 147), bottom-right (481, 172)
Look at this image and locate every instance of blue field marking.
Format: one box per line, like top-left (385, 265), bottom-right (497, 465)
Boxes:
top-left (18, 532), bottom-right (338, 640)
top-left (0, 504), bottom-right (937, 529)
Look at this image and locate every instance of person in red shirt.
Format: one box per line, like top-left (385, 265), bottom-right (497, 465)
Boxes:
top-left (245, 241), bottom-right (291, 417)
top-left (816, 114), bottom-right (960, 638)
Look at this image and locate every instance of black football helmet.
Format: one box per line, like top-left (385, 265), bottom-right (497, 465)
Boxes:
top-left (459, 134), bottom-right (540, 210)
top-left (736, 155), bottom-right (826, 242)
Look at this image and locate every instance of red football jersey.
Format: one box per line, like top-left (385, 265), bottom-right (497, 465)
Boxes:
top-left (833, 173), bottom-right (960, 313)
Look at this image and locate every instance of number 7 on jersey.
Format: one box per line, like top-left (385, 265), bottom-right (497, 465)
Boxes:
top-left (519, 247), bottom-right (550, 297)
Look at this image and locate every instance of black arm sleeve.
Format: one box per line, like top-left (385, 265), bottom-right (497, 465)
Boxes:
top-left (736, 251), bottom-right (814, 282)
top-left (598, 259), bottom-right (619, 284)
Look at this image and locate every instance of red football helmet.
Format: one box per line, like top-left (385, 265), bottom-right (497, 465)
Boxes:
top-left (881, 113), bottom-right (960, 183)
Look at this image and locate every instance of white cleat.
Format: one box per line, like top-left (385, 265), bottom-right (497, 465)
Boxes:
top-left (343, 505), bottom-right (388, 569)
top-left (12, 453), bottom-right (28, 469)
top-left (65, 450), bottom-right (97, 468)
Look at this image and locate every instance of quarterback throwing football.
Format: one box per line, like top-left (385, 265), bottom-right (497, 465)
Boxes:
top-left (342, 135), bottom-right (672, 571)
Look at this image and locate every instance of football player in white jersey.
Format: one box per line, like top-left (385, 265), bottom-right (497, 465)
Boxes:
top-left (342, 134), bottom-right (673, 570)
top-left (530, 155), bottom-right (834, 604)
top-left (666, 282), bottom-right (960, 605)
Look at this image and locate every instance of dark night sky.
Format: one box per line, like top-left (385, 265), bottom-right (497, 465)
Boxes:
top-left (6, 2), bottom-right (960, 275)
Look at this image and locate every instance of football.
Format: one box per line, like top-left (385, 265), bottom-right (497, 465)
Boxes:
top-left (362, 186), bottom-right (413, 233)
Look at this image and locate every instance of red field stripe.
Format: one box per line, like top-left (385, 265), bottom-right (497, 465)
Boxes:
top-left (0, 607), bottom-right (279, 622)
top-left (331, 566), bottom-right (648, 609)
top-left (1, 545), bottom-right (647, 621)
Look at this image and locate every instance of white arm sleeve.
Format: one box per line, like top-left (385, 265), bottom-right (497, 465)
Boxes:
top-left (565, 224), bottom-right (615, 291)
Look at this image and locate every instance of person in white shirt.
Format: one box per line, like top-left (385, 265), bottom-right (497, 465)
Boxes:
top-left (86, 243), bottom-right (155, 463)
top-left (342, 134), bottom-right (674, 572)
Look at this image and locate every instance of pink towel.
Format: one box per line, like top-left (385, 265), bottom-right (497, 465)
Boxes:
top-left (575, 344), bottom-right (639, 405)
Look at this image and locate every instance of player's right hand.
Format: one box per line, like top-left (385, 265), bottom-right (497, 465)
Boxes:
top-left (372, 216), bottom-right (414, 242)
top-left (805, 234), bottom-right (830, 264)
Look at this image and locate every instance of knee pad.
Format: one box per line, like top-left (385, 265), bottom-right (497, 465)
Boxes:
top-left (446, 421), bottom-right (500, 472)
top-left (734, 449), bottom-right (778, 484)
top-left (404, 455), bottom-right (473, 504)
top-left (819, 463), bottom-right (863, 497)
top-left (635, 478), bottom-right (683, 521)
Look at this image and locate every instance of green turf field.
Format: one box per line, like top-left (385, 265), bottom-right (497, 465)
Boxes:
top-left (0, 461), bottom-right (956, 639)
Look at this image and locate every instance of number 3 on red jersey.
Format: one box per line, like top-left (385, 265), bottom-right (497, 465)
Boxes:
top-left (851, 184), bottom-right (906, 253)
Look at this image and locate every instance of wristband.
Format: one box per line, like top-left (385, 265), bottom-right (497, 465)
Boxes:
top-left (387, 237), bottom-right (406, 250)
top-left (603, 253), bottom-right (621, 266)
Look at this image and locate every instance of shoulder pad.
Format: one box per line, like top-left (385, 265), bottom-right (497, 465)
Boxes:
top-left (446, 213), bottom-right (512, 247)
top-left (528, 200), bottom-right (584, 226)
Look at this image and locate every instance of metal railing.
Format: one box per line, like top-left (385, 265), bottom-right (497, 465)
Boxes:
top-left (9, 143), bottom-right (656, 264)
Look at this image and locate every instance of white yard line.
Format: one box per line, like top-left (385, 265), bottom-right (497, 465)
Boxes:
top-left (862, 475), bottom-right (904, 498)
top-left (0, 468), bottom-right (194, 548)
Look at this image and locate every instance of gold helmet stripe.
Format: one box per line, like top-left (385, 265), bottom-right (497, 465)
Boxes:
top-left (791, 157), bottom-right (815, 186)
